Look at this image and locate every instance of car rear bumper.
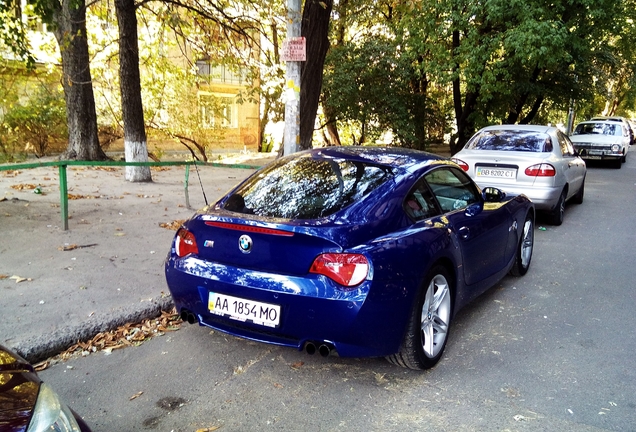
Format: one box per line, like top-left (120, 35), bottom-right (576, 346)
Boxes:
top-left (575, 146), bottom-right (624, 160)
top-left (165, 255), bottom-right (407, 357)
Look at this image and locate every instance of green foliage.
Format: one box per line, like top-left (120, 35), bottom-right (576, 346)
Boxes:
top-left (1, 87), bottom-right (67, 158)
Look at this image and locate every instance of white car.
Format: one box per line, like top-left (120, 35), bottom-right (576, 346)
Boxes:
top-left (452, 124), bottom-right (586, 225)
top-left (569, 120), bottom-right (630, 168)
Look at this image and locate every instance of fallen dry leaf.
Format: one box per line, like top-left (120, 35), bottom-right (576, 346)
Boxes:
top-left (58, 244), bottom-right (98, 251)
top-left (0, 274), bottom-right (8, 279)
top-left (159, 219), bottom-right (186, 230)
top-left (10, 275), bottom-right (32, 283)
top-left (91, 166), bottom-right (118, 172)
top-left (67, 194), bottom-right (99, 200)
top-left (196, 427), bottom-right (221, 432)
top-left (273, 383), bottom-right (283, 389)
top-left (129, 391), bottom-right (143, 401)
top-left (291, 361), bottom-right (304, 369)
top-left (10, 183), bottom-right (38, 191)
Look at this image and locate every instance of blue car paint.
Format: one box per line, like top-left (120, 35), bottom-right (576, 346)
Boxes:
top-left (165, 147), bottom-right (534, 358)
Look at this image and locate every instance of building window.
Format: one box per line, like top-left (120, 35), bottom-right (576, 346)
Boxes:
top-left (196, 61), bottom-right (248, 85)
top-left (200, 94), bottom-right (238, 129)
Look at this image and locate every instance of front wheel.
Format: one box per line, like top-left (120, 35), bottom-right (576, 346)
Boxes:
top-left (386, 265), bottom-right (453, 370)
top-left (509, 215), bottom-right (534, 276)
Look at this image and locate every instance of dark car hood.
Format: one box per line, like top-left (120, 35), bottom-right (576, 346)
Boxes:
top-left (0, 345), bottom-right (40, 432)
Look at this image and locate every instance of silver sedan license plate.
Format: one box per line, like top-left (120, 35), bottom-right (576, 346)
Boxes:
top-left (208, 292), bottom-right (281, 328)
top-left (477, 166), bottom-right (516, 179)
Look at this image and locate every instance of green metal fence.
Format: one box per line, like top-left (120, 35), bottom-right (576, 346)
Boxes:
top-left (0, 160), bottom-right (262, 230)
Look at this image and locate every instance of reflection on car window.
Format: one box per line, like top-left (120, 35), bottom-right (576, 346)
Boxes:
top-left (465, 130), bottom-right (552, 152)
top-left (557, 131), bottom-right (575, 156)
top-left (223, 155), bottom-right (394, 219)
top-left (403, 179), bottom-right (439, 221)
top-left (572, 123), bottom-right (623, 136)
top-left (425, 167), bottom-right (480, 213)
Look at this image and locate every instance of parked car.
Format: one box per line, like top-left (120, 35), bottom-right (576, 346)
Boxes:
top-left (0, 344), bottom-right (92, 432)
top-left (165, 146), bottom-right (535, 370)
top-left (569, 120), bottom-right (630, 168)
top-left (589, 116), bottom-right (635, 145)
top-left (452, 125), bottom-right (586, 225)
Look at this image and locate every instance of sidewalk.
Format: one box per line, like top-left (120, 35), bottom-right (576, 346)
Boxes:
top-left (1, 156), bottom-right (270, 362)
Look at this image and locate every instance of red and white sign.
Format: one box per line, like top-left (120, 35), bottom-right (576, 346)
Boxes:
top-left (281, 37), bottom-right (306, 62)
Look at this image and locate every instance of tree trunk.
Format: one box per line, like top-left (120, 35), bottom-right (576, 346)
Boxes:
top-left (115, 0), bottom-right (152, 182)
top-left (299, 0), bottom-right (333, 150)
top-left (52, 0), bottom-right (107, 161)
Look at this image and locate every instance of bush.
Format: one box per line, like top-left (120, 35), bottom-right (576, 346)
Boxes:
top-left (2, 89), bottom-right (67, 158)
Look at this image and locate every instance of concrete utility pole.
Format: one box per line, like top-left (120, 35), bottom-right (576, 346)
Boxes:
top-left (282, 0), bottom-right (302, 155)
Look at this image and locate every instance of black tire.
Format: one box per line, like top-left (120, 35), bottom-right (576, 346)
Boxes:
top-left (612, 158), bottom-right (622, 169)
top-left (572, 178), bottom-right (585, 205)
top-left (622, 152), bottom-right (627, 163)
top-left (549, 189), bottom-right (566, 226)
top-left (386, 265), bottom-right (453, 370)
top-left (509, 214), bottom-right (534, 276)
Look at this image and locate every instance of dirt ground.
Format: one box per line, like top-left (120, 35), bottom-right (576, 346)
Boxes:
top-left (0, 152), bottom-right (274, 361)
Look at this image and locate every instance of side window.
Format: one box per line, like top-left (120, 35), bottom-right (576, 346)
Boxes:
top-left (557, 131), bottom-right (574, 156)
top-left (425, 167), bottom-right (480, 213)
top-left (403, 179), bottom-right (440, 221)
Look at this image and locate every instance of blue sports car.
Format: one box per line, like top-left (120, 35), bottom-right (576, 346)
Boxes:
top-left (165, 146), bottom-right (535, 369)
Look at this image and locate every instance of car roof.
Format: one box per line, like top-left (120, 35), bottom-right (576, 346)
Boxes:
top-left (590, 116), bottom-right (626, 121)
top-left (576, 120), bottom-right (624, 126)
top-left (477, 124), bottom-right (556, 134)
top-left (303, 146), bottom-right (447, 172)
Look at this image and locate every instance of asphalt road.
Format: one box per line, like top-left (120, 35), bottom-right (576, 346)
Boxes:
top-left (40, 155), bottom-right (636, 432)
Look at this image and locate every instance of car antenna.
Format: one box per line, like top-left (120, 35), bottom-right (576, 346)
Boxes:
top-left (186, 147), bottom-right (209, 206)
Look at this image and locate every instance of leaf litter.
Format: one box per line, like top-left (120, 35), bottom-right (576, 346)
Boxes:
top-left (34, 309), bottom-right (183, 371)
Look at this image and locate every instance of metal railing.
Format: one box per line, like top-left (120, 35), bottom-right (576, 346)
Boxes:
top-left (0, 160), bottom-right (262, 230)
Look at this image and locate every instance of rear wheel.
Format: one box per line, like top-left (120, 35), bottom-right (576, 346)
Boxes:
top-left (572, 178), bottom-right (585, 205)
top-left (386, 265), bottom-right (453, 370)
top-left (509, 215), bottom-right (534, 276)
top-left (549, 189), bottom-right (566, 226)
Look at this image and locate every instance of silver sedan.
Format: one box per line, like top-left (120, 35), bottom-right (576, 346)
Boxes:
top-left (452, 124), bottom-right (586, 225)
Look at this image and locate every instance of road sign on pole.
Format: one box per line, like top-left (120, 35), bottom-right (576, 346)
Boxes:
top-left (283, 0), bottom-right (302, 156)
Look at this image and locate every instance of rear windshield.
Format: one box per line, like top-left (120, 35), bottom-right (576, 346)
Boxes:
top-left (222, 155), bottom-right (394, 219)
top-left (572, 123), bottom-right (623, 136)
top-left (465, 130), bottom-right (553, 152)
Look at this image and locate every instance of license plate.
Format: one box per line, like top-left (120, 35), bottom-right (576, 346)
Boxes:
top-left (208, 292), bottom-right (281, 328)
top-left (584, 155), bottom-right (602, 160)
top-left (476, 167), bottom-right (516, 179)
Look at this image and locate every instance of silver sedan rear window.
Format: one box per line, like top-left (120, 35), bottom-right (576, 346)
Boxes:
top-left (465, 130), bottom-right (553, 152)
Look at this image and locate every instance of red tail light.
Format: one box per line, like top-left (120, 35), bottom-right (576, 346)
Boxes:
top-left (452, 158), bottom-right (469, 171)
top-left (309, 253), bottom-right (369, 287)
top-left (175, 228), bottom-right (199, 257)
top-left (525, 164), bottom-right (556, 177)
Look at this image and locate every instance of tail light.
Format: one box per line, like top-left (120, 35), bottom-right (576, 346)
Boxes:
top-left (309, 253), bottom-right (369, 287)
top-left (525, 163), bottom-right (556, 177)
top-left (175, 228), bottom-right (199, 257)
top-left (452, 158), bottom-right (469, 171)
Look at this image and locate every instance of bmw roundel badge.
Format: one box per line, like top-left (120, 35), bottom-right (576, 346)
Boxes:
top-left (238, 235), bottom-right (253, 253)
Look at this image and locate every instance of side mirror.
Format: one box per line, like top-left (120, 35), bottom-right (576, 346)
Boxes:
top-left (482, 187), bottom-right (506, 202)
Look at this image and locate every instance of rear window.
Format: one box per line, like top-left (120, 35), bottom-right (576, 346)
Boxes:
top-left (465, 130), bottom-right (553, 152)
top-left (572, 122), bottom-right (623, 137)
top-left (222, 155), bottom-right (394, 219)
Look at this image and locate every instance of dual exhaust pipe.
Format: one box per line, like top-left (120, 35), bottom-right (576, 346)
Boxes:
top-left (179, 309), bottom-right (335, 357)
top-left (304, 341), bottom-right (334, 357)
top-left (180, 309), bottom-right (198, 325)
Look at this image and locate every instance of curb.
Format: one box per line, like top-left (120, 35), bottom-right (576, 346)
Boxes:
top-left (12, 295), bottom-right (175, 364)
